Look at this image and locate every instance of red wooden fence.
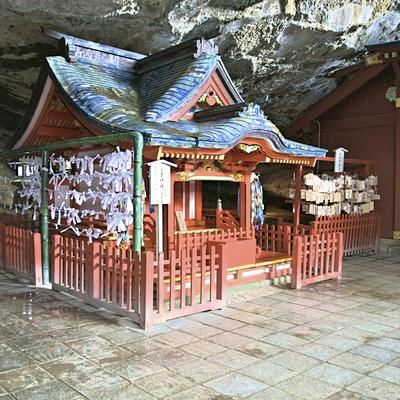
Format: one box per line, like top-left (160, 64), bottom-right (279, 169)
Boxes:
top-left (0, 222), bottom-right (42, 285)
top-left (311, 213), bottom-right (380, 256)
top-left (175, 227), bottom-right (253, 255)
top-left (291, 232), bottom-right (343, 289)
top-left (51, 234), bottom-right (226, 329)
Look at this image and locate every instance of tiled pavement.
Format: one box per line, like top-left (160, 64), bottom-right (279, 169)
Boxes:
top-left (1, 254), bottom-right (400, 399)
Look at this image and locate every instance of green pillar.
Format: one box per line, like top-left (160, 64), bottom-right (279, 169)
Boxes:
top-left (41, 150), bottom-right (50, 285)
top-left (133, 133), bottom-right (144, 252)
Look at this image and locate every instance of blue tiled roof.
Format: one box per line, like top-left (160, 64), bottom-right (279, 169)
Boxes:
top-left (46, 55), bottom-right (327, 158)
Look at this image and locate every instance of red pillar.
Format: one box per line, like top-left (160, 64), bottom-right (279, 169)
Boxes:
top-left (293, 165), bottom-right (303, 233)
top-left (394, 101), bottom-right (400, 238)
top-left (167, 175), bottom-right (176, 250)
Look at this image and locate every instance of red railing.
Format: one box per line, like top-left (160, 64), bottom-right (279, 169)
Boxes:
top-left (291, 232), bottom-right (343, 289)
top-left (0, 222), bottom-right (42, 285)
top-left (175, 227), bottom-right (254, 255)
top-left (311, 213), bottom-right (380, 256)
top-left (216, 209), bottom-right (240, 230)
top-left (256, 224), bottom-right (292, 254)
top-left (51, 234), bottom-right (226, 329)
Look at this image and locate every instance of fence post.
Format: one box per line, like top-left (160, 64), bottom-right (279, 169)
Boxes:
top-left (216, 243), bottom-right (228, 307)
top-left (374, 215), bottom-right (381, 254)
top-left (140, 251), bottom-right (154, 330)
top-left (0, 222), bottom-right (4, 267)
top-left (33, 232), bottom-right (43, 286)
top-left (335, 232), bottom-right (344, 280)
top-left (52, 235), bottom-right (61, 286)
top-left (90, 241), bottom-right (101, 300)
top-left (283, 225), bottom-right (291, 254)
top-left (291, 236), bottom-right (303, 289)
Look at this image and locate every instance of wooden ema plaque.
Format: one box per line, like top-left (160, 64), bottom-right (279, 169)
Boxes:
top-left (175, 211), bottom-right (187, 232)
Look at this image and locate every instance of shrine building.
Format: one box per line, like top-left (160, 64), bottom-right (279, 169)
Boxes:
top-left (0, 30), bottom-right (378, 328)
top-left (287, 39), bottom-right (400, 240)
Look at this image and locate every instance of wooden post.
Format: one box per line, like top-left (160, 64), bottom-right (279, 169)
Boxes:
top-left (335, 232), bottom-right (344, 279)
top-left (91, 242), bottom-right (101, 299)
top-left (0, 222), bottom-right (4, 267)
top-left (167, 175), bottom-right (175, 251)
top-left (33, 232), bottom-right (43, 286)
top-left (291, 236), bottom-right (303, 289)
top-left (244, 173), bottom-right (251, 232)
top-left (293, 165), bottom-right (303, 234)
top-left (216, 243), bottom-right (228, 307)
top-left (140, 251), bottom-right (154, 330)
top-left (394, 99), bottom-right (400, 238)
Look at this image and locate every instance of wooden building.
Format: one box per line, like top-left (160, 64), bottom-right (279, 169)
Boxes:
top-left (287, 40), bottom-right (400, 239)
top-left (0, 30), bottom-right (357, 327)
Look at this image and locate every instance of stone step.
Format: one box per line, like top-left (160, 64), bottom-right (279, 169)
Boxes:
top-left (380, 238), bottom-right (400, 255)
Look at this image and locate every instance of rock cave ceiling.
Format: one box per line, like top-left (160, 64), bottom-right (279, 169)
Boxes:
top-left (0, 0), bottom-right (399, 152)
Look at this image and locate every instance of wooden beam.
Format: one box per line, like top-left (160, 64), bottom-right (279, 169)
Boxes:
top-left (287, 63), bottom-right (390, 135)
top-left (37, 126), bottom-right (81, 139)
top-left (334, 63), bottom-right (364, 78)
top-left (45, 111), bottom-right (78, 123)
top-left (320, 113), bottom-right (395, 132)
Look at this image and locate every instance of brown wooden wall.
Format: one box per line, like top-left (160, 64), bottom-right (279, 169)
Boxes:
top-left (313, 71), bottom-right (396, 238)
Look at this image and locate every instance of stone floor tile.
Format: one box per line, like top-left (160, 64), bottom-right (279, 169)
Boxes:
top-left (329, 352), bottom-right (383, 374)
top-left (305, 363), bottom-right (362, 387)
top-left (170, 359), bottom-right (229, 383)
top-left (369, 365), bottom-right (400, 385)
top-left (122, 338), bottom-right (168, 356)
top-left (326, 389), bottom-right (370, 400)
top-left (85, 346), bottom-right (136, 365)
top-left (246, 386), bottom-right (302, 400)
top-left (106, 357), bottom-right (165, 381)
top-left (177, 324), bottom-right (223, 339)
top-left (238, 340), bottom-right (283, 359)
top-left (0, 365), bottom-right (55, 393)
top-left (351, 343), bottom-right (399, 363)
top-left (188, 313), bottom-right (245, 331)
top-left (369, 337), bottom-right (400, 352)
top-left (164, 386), bottom-right (224, 400)
top-left (268, 350), bottom-right (321, 372)
top-left (179, 339), bottom-right (226, 358)
top-left (152, 330), bottom-right (198, 347)
top-left (144, 348), bottom-right (199, 368)
top-left (48, 326), bottom-right (93, 342)
top-left (41, 354), bottom-right (99, 379)
top-left (240, 359), bottom-right (297, 385)
top-left (65, 336), bottom-right (111, 355)
top-left (351, 320), bottom-right (394, 335)
top-left (206, 349), bottom-right (259, 370)
top-left (13, 380), bottom-right (83, 400)
top-left (98, 327), bottom-right (145, 345)
top-left (275, 374), bottom-right (340, 400)
top-left (0, 395), bottom-right (16, 400)
top-left (315, 334), bottom-right (361, 351)
top-left (335, 327), bottom-right (380, 343)
top-left (262, 332), bottom-right (308, 349)
top-left (204, 372), bottom-right (267, 399)
top-left (207, 331), bottom-right (253, 349)
top-left (232, 324), bottom-right (273, 339)
top-left (285, 325), bottom-right (327, 341)
top-left (347, 376), bottom-right (400, 400)
top-left (134, 370), bottom-right (194, 399)
top-left (86, 384), bottom-right (156, 400)
top-left (295, 342), bottom-right (343, 361)
top-left (24, 341), bottom-right (76, 364)
top-left (61, 368), bottom-right (126, 396)
top-left (0, 351), bottom-right (33, 373)
top-left (228, 311), bottom-right (269, 325)
top-left (255, 318), bottom-right (296, 331)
